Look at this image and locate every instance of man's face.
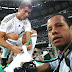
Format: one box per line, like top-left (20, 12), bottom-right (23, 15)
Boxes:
top-left (18, 6), bottom-right (32, 20)
top-left (47, 15), bottom-right (71, 50)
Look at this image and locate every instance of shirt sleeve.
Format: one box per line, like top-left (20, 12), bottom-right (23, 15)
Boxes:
top-left (0, 22), bottom-right (7, 32)
top-left (49, 59), bottom-right (59, 70)
top-left (0, 14), bottom-right (13, 33)
top-left (68, 52), bottom-right (72, 72)
top-left (25, 19), bottom-right (32, 33)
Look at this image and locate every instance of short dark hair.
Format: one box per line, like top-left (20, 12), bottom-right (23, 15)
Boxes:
top-left (19, 2), bottom-right (32, 9)
top-left (48, 13), bottom-right (72, 27)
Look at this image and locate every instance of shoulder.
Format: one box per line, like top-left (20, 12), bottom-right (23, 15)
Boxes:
top-left (26, 18), bottom-right (31, 23)
top-left (26, 18), bottom-right (31, 27)
top-left (1, 13), bottom-right (16, 23)
top-left (68, 51), bottom-right (72, 60)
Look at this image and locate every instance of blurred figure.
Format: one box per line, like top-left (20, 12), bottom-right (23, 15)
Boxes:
top-left (6, 51), bottom-right (17, 64)
top-left (32, 48), bottom-right (43, 61)
top-left (0, 48), bottom-right (3, 64)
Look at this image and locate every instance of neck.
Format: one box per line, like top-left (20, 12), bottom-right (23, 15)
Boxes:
top-left (59, 40), bottom-right (72, 57)
top-left (58, 40), bottom-right (72, 51)
top-left (16, 13), bottom-right (21, 20)
top-left (63, 40), bottom-right (72, 57)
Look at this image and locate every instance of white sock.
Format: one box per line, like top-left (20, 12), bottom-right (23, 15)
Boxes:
top-left (1, 39), bottom-right (17, 58)
top-left (28, 33), bottom-right (37, 56)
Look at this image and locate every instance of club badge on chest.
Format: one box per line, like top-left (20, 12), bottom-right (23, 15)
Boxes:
top-left (22, 26), bottom-right (25, 29)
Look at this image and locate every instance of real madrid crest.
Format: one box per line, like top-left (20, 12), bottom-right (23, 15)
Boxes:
top-left (22, 26), bottom-right (25, 29)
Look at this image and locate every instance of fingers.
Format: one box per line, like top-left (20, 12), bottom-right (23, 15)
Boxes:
top-left (20, 62), bottom-right (24, 67)
top-left (17, 46), bottom-right (23, 53)
top-left (12, 46), bottom-right (23, 54)
top-left (24, 43), bottom-right (27, 46)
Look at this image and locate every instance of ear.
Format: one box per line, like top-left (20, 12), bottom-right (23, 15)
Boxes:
top-left (70, 25), bottom-right (72, 30)
top-left (18, 7), bottom-right (20, 12)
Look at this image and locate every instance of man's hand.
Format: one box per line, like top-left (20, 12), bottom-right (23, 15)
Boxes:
top-left (24, 43), bottom-right (31, 50)
top-left (10, 45), bottom-right (23, 54)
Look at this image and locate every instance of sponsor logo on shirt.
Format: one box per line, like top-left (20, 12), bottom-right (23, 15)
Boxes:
top-left (0, 24), bottom-right (5, 28)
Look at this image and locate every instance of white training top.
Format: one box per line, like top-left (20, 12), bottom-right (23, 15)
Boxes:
top-left (0, 13), bottom-right (31, 38)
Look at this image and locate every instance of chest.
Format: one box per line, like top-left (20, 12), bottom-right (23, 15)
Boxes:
top-left (59, 58), bottom-right (70, 72)
top-left (14, 20), bottom-right (28, 34)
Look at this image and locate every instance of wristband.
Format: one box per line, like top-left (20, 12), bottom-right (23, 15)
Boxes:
top-left (26, 37), bottom-right (31, 45)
